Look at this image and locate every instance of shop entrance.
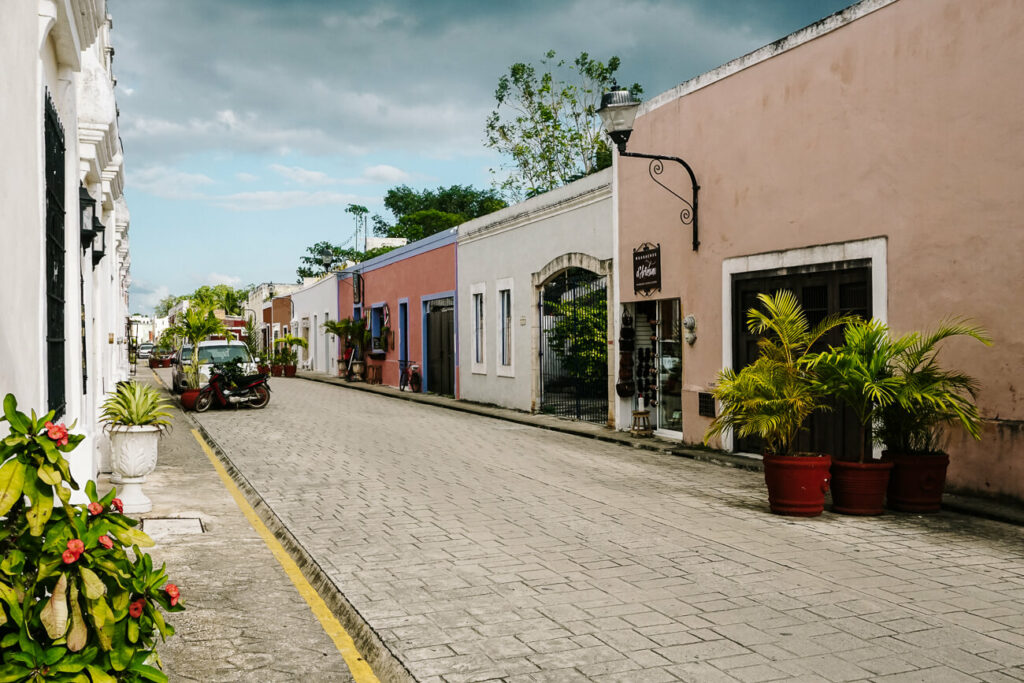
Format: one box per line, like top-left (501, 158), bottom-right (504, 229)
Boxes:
top-left (425, 297), bottom-right (455, 396)
top-left (539, 268), bottom-right (608, 423)
top-left (628, 299), bottom-right (683, 435)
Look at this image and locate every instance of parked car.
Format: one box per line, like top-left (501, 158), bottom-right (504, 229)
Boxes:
top-left (171, 340), bottom-right (256, 393)
top-left (137, 342), bottom-right (154, 360)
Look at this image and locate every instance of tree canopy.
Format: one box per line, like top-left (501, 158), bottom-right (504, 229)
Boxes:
top-left (371, 184), bottom-right (506, 240)
top-left (295, 241), bottom-right (398, 280)
top-left (485, 50), bottom-right (642, 200)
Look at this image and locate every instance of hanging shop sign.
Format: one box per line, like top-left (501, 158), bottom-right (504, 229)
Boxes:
top-left (352, 272), bottom-right (363, 305)
top-left (633, 243), bottom-right (661, 297)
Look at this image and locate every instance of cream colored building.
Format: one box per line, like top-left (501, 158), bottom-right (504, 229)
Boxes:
top-left (0, 1), bottom-right (131, 499)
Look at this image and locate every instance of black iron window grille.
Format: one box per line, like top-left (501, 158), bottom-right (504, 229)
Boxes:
top-left (44, 90), bottom-right (66, 418)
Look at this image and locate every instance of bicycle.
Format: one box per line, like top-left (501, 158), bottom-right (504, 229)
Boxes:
top-left (398, 359), bottom-right (422, 392)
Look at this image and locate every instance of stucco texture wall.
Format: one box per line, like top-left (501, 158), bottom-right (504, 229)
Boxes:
top-left (290, 276), bottom-right (339, 374)
top-left (339, 243), bottom-right (456, 390)
top-left (458, 172), bottom-right (613, 412)
top-left (617, 0), bottom-right (1024, 498)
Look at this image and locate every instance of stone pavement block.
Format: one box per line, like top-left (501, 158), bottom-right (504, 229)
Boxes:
top-left (186, 375), bottom-right (1024, 682)
top-left (871, 666), bottom-right (984, 682)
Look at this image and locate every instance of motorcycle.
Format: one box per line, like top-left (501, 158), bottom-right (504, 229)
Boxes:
top-left (195, 363), bottom-right (271, 412)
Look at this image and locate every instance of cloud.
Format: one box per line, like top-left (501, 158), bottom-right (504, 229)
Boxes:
top-left (210, 190), bottom-right (364, 211)
top-left (127, 165), bottom-right (215, 199)
top-left (270, 164), bottom-right (337, 186)
top-left (236, 172), bottom-right (259, 182)
top-left (207, 272), bottom-right (242, 287)
top-left (360, 164), bottom-right (410, 184)
top-left (129, 281), bottom-right (171, 315)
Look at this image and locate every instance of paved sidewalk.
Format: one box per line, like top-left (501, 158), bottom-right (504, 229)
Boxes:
top-left (189, 373), bottom-right (1024, 683)
top-left (104, 372), bottom-right (360, 682)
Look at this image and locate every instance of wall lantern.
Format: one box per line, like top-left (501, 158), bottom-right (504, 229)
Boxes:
top-left (598, 84), bottom-right (701, 251)
top-left (79, 184), bottom-right (97, 253)
top-left (91, 216), bottom-right (106, 267)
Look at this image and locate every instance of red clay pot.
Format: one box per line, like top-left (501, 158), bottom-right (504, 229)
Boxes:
top-left (885, 451), bottom-right (949, 512)
top-left (257, 364), bottom-right (270, 374)
top-left (271, 365), bottom-right (284, 377)
top-left (284, 365), bottom-right (297, 377)
top-left (830, 459), bottom-right (894, 515)
top-left (763, 453), bottom-right (831, 517)
top-left (180, 389), bottom-right (200, 411)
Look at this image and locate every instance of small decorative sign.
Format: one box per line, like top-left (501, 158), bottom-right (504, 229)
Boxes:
top-left (633, 243), bottom-right (661, 297)
top-left (352, 273), bottom-right (362, 304)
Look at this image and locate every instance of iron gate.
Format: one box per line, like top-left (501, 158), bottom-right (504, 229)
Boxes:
top-left (539, 268), bottom-right (608, 423)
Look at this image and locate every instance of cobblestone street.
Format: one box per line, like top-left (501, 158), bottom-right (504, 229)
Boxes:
top-left (190, 375), bottom-right (1024, 683)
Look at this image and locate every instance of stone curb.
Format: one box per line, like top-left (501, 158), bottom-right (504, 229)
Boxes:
top-left (296, 371), bottom-right (1024, 528)
top-left (178, 405), bottom-right (416, 683)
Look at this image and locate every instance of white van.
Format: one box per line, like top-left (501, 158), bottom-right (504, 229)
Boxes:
top-left (171, 340), bottom-right (256, 393)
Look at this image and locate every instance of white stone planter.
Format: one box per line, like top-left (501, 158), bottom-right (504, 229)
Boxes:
top-left (109, 425), bottom-right (162, 514)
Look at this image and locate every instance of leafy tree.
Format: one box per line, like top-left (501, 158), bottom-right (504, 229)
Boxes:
top-left (485, 50), bottom-right (642, 200)
top-left (371, 185), bottom-right (507, 240)
top-left (296, 241), bottom-right (399, 281)
top-left (154, 295), bottom-right (183, 318)
top-left (543, 274), bottom-right (608, 388)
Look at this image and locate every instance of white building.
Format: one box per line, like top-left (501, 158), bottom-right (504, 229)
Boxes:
top-left (289, 274), bottom-right (340, 375)
top-left (457, 170), bottom-right (615, 424)
top-left (0, 1), bottom-right (131, 498)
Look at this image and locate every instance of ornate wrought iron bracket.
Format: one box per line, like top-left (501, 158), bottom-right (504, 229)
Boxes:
top-left (619, 151), bottom-right (700, 252)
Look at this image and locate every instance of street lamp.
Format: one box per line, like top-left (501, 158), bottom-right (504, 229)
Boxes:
top-left (79, 184), bottom-right (97, 253)
top-left (91, 216), bottom-right (106, 267)
top-left (598, 84), bottom-right (701, 251)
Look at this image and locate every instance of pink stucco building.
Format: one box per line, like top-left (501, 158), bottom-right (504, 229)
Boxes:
top-left (614, 0), bottom-right (1024, 500)
top-left (338, 228), bottom-right (458, 396)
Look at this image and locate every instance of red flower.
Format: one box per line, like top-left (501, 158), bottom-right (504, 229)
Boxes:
top-left (98, 535), bottom-right (114, 549)
top-left (66, 539), bottom-right (84, 555)
top-left (129, 599), bottom-right (145, 618)
top-left (164, 583), bottom-right (180, 606)
top-left (111, 498), bottom-right (124, 513)
top-left (87, 502), bottom-right (103, 516)
top-left (44, 421), bottom-right (69, 446)
top-left (62, 549), bottom-right (78, 564)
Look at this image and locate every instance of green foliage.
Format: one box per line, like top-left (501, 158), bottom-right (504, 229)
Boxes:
top-left (273, 334), bottom-right (307, 367)
top-left (704, 291), bottom-right (854, 457)
top-left (386, 210), bottom-right (464, 242)
top-left (241, 316), bottom-right (261, 362)
top-left (323, 318), bottom-right (371, 358)
top-left (166, 304), bottom-right (228, 389)
top-left (100, 383), bottom-right (172, 432)
top-left (877, 319), bottom-right (991, 453)
top-left (153, 296), bottom-right (182, 319)
top-left (372, 185), bottom-right (506, 237)
top-left (543, 291), bottom-right (607, 388)
top-left (0, 394), bottom-right (182, 682)
top-left (485, 50), bottom-right (642, 199)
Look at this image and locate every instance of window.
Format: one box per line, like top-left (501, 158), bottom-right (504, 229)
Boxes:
top-left (370, 306), bottom-right (385, 352)
top-left (44, 91), bottom-right (66, 418)
top-left (499, 289), bottom-right (511, 366)
top-left (473, 293), bottom-right (484, 364)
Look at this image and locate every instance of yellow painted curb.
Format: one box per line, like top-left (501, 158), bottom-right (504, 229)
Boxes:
top-left (191, 429), bottom-right (379, 683)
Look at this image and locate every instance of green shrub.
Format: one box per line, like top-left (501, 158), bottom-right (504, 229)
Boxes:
top-left (0, 394), bottom-right (183, 682)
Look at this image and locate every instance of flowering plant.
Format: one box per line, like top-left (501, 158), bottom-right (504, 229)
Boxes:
top-left (0, 394), bottom-right (183, 682)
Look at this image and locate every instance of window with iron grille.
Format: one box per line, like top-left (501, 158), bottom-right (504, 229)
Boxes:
top-left (473, 292), bottom-right (484, 365)
top-left (499, 289), bottom-right (512, 367)
top-left (45, 91), bottom-right (66, 418)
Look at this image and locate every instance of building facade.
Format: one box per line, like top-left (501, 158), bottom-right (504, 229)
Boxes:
top-left (457, 170), bottom-right (615, 423)
top-left (614, 0), bottom-right (1024, 499)
top-left (289, 274), bottom-right (340, 375)
top-left (338, 229), bottom-right (457, 395)
top-left (0, 1), bottom-right (131, 497)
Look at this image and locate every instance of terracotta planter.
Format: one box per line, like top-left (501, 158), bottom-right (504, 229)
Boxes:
top-left (886, 451), bottom-right (949, 512)
top-left (180, 388), bottom-right (200, 411)
top-left (763, 453), bottom-right (831, 517)
top-left (148, 358), bottom-right (158, 369)
top-left (257, 364), bottom-right (270, 374)
top-left (271, 365), bottom-right (284, 377)
top-left (284, 364), bottom-right (297, 377)
top-left (162, 358), bottom-right (173, 368)
top-left (830, 459), bottom-right (894, 515)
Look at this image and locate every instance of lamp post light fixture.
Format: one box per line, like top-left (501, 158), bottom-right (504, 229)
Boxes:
top-left (79, 184), bottom-right (97, 253)
top-left (598, 84), bottom-right (701, 251)
top-left (91, 216), bottom-right (106, 267)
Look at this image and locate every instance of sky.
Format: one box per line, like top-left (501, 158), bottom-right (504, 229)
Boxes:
top-left (111, 0), bottom-right (855, 314)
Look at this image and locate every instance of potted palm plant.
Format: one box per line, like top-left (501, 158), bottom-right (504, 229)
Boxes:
top-left (100, 381), bottom-right (172, 513)
top-left (810, 319), bottom-right (914, 514)
top-left (705, 291), bottom-right (851, 517)
top-left (167, 303), bottom-right (227, 409)
top-left (274, 333), bottom-right (308, 377)
top-left (878, 319), bottom-right (991, 512)
top-left (322, 318), bottom-right (351, 376)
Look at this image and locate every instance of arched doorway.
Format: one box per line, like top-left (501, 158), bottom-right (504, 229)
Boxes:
top-left (537, 266), bottom-right (609, 423)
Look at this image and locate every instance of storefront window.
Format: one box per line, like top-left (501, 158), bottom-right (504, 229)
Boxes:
top-left (629, 299), bottom-right (682, 434)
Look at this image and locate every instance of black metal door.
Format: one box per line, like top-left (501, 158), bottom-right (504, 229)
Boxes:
top-left (539, 268), bottom-right (608, 423)
top-left (45, 91), bottom-right (66, 418)
top-left (426, 298), bottom-right (454, 396)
